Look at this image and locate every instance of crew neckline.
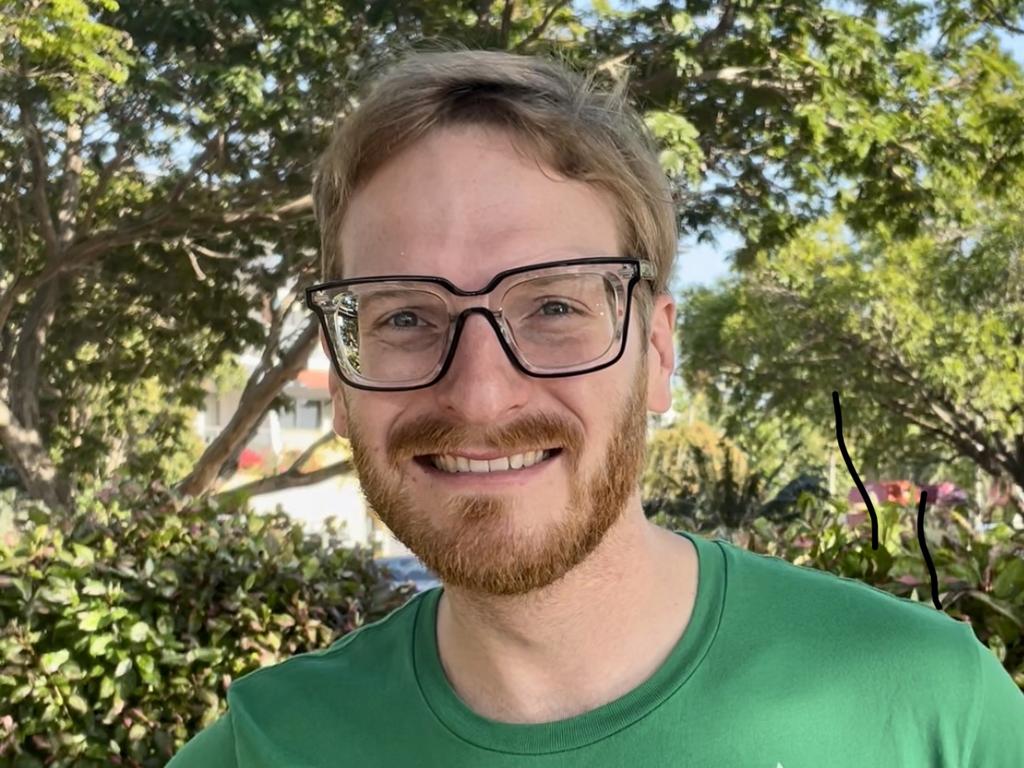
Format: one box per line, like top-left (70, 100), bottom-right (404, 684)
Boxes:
top-left (411, 530), bottom-right (726, 754)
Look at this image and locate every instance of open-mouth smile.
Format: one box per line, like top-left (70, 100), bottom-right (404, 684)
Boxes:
top-left (412, 448), bottom-right (563, 485)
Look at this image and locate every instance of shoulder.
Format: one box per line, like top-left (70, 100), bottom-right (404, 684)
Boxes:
top-left (962, 624), bottom-right (1024, 765)
top-left (167, 710), bottom-right (237, 768)
top-left (228, 586), bottom-right (430, 703)
top-left (707, 536), bottom-right (983, 675)
top-left (168, 588), bottom-right (433, 764)
top-left (702, 536), bottom-right (1023, 763)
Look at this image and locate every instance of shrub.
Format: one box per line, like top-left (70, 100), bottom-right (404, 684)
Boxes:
top-left (0, 482), bottom-right (412, 767)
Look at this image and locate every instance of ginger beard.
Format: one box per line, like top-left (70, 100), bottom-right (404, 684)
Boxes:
top-left (345, 347), bottom-right (650, 597)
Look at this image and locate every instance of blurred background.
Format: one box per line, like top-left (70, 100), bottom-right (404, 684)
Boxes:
top-left (1, 0), bottom-right (1022, 764)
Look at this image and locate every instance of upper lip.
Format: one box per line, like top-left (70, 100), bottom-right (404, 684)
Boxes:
top-left (420, 448), bottom-right (558, 461)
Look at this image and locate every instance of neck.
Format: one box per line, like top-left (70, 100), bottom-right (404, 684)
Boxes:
top-left (435, 505), bottom-right (698, 724)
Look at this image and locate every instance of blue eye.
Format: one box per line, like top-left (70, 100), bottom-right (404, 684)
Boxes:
top-left (539, 301), bottom-right (575, 316)
top-left (386, 311), bottom-right (422, 328)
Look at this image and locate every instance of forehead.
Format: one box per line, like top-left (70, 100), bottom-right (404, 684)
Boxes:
top-left (338, 124), bottom-right (621, 290)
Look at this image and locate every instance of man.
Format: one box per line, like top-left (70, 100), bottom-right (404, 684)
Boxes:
top-left (170, 46), bottom-right (1023, 766)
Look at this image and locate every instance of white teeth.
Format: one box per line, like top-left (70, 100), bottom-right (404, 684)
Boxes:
top-left (429, 450), bottom-right (553, 474)
top-left (487, 456), bottom-right (511, 472)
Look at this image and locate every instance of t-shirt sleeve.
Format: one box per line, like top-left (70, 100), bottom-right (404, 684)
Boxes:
top-left (166, 711), bottom-right (237, 768)
top-left (964, 631), bottom-right (1024, 766)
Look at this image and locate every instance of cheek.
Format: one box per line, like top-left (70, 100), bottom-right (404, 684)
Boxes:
top-left (343, 397), bottom-right (409, 458)
top-left (331, 400), bottom-right (348, 436)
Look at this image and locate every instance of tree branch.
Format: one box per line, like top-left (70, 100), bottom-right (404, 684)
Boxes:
top-left (215, 457), bottom-right (353, 501)
top-left (694, 0), bottom-right (736, 56)
top-left (978, 0), bottom-right (1024, 34)
top-left (513, 0), bottom-right (570, 51)
top-left (56, 122), bottom-right (83, 249)
top-left (17, 93), bottom-right (58, 259)
top-left (474, 0), bottom-right (492, 30)
top-left (285, 429), bottom-right (339, 474)
top-left (0, 194), bottom-right (313, 333)
top-left (239, 283), bottom-right (302, 404)
top-left (695, 66), bottom-right (807, 95)
top-left (166, 129), bottom-right (225, 207)
top-left (78, 130), bottom-right (134, 234)
top-left (177, 317), bottom-right (320, 498)
top-left (499, 0), bottom-right (515, 47)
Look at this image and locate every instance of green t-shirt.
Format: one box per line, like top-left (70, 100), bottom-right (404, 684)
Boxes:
top-left (168, 530), bottom-right (1024, 767)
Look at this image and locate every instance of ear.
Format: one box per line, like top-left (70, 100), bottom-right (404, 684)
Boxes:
top-left (321, 330), bottom-right (350, 438)
top-left (645, 294), bottom-right (676, 414)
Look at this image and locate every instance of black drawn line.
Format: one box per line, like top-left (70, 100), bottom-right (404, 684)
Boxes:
top-left (832, 390), bottom-right (879, 549)
top-left (916, 490), bottom-right (942, 610)
top-left (832, 390), bottom-right (943, 610)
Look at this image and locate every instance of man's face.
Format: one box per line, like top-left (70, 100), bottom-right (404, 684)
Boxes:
top-left (327, 124), bottom-right (675, 596)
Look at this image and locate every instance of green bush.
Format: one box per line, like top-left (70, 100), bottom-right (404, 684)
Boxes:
top-left (0, 482), bottom-right (413, 767)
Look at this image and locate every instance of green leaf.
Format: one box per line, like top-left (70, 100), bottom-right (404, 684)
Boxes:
top-left (10, 683), bottom-right (33, 702)
top-left (88, 633), bottom-right (114, 656)
top-left (41, 649), bottom-right (70, 673)
top-left (671, 12), bottom-right (693, 35)
top-left (128, 621), bottom-right (150, 643)
top-left (190, 647), bottom-right (220, 663)
top-left (67, 693), bottom-right (89, 713)
top-left (137, 653), bottom-right (156, 683)
top-left (991, 557), bottom-right (1024, 600)
top-left (81, 579), bottom-right (106, 596)
top-left (70, 543), bottom-right (95, 566)
top-left (966, 590), bottom-right (1024, 628)
top-left (78, 609), bottom-right (105, 632)
top-left (99, 675), bottom-right (116, 700)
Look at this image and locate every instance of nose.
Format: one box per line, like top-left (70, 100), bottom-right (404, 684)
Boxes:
top-left (432, 311), bottom-right (530, 423)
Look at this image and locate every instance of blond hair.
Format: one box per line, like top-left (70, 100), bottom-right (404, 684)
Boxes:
top-left (312, 43), bottom-right (678, 338)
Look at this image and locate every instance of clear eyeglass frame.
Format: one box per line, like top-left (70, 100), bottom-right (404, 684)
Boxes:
top-left (304, 256), bottom-right (657, 392)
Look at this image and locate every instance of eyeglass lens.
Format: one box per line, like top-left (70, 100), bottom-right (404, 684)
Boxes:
top-left (328, 271), bottom-right (620, 384)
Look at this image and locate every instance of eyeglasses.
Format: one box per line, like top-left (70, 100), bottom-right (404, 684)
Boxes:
top-left (305, 256), bottom-right (656, 392)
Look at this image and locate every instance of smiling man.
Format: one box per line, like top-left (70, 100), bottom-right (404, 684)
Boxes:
top-left (170, 46), bottom-right (1023, 767)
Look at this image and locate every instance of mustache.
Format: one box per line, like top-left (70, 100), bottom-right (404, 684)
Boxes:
top-left (387, 412), bottom-right (584, 462)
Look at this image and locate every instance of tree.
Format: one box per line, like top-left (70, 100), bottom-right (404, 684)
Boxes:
top-left (0, 0), bottom-right (598, 508)
top-left (4, 0), bottom-right (1024, 511)
top-left (677, 203), bottom-right (1024, 511)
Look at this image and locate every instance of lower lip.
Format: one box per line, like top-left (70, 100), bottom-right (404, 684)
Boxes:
top-left (413, 450), bottom-right (562, 487)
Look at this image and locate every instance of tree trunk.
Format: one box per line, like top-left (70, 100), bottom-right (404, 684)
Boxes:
top-left (0, 399), bottom-right (69, 511)
top-left (177, 319), bottom-right (319, 498)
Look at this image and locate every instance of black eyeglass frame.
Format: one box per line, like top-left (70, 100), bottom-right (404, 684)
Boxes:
top-left (305, 256), bottom-right (657, 392)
